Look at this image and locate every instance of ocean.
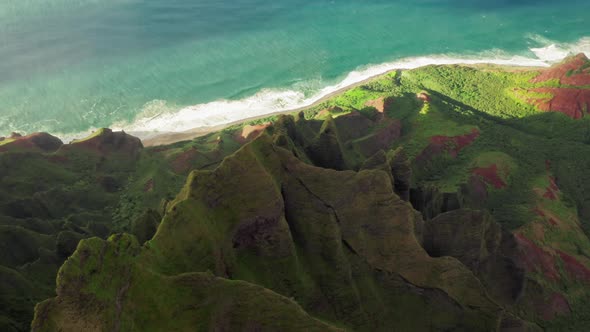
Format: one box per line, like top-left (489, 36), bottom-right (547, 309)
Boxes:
top-left (1, 0), bottom-right (589, 140)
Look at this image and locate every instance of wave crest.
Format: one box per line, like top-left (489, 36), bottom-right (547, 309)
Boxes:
top-left (78, 36), bottom-right (590, 141)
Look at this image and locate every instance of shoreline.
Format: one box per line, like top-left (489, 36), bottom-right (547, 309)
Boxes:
top-left (140, 68), bottom-right (391, 146)
top-left (140, 62), bottom-right (546, 147)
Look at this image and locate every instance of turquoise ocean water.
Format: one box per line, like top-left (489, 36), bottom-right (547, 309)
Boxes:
top-left (1, 0), bottom-right (589, 139)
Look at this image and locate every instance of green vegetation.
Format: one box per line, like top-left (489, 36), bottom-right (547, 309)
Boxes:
top-left (33, 127), bottom-right (505, 331)
top-left (69, 128), bottom-right (108, 143)
top-left (0, 128), bottom-right (240, 330)
top-left (0, 138), bottom-right (16, 147)
top-left (4, 55), bottom-right (590, 331)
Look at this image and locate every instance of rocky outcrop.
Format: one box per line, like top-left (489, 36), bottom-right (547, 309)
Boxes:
top-left (33, 123), bottom-right (511, 331)
top-left (389, 148), bottom-right (412, 201)
top-left (56, 231), bottom-right (86, 258)
top-left (66, 128), bottom-right (143, 157)
top-left (410, 186), bottom-right (462, 220)
top-left (361, 148), bottom-right (412, 201)
top-left (306, 116), bottom-right (347, 170)
top-left (268, 107), bottom-right (404, 172)
top-left (361, 150), bottom-right (393, 184)
top-left (523, 54), bottom-right (590, 119)
top-left (32, 234), bottom-right (340, 332)
top-left (0, 133), bottom-right (63, 153)
top-left (332, 111), bottom-right (374, 142)
top-left (531, 53), bottom-right (590, 86)
top-left (234, 123), bottom-right (272, 144)
top-left (9, 57), bottom-right (590, 330)
top-left (364, 96), bottom-right (394, 113)
top-left (130, 209), bottom-right (161, 244)
top-left (0, 128), bottom-right (147, 330)
top-left (526, 87), bottom-right (590, 119)
top-left (29, 133), bottom-right (63, 152)
top-left (423, 209), bottom-right (525, 305)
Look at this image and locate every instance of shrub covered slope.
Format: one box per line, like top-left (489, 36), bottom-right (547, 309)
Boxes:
top-left (1, 55), bottom-right (590, 331)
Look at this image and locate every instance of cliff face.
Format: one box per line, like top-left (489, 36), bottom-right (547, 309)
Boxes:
top-left (526, 54), bottom-right (590, 119)
top-left (0, 129), bottom-right (144, 331)
top-left (32, 234), bottom-right (340, 332)
top-left (423, 210), bottom-right (525, 306)
top-left (31, 125), bottom-right (511, 331)
top-left (2, 56), bottom-right (590, 331)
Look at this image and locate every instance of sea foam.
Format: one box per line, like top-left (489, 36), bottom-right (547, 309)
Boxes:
top-left (75, 37), bottom-right (590, 142)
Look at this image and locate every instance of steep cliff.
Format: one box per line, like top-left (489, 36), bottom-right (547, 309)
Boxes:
top-left (2, 56), bottom-right (590, 331)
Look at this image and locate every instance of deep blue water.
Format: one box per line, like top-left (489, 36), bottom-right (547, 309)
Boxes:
top-left (0, 0), bottom-right (589, 138)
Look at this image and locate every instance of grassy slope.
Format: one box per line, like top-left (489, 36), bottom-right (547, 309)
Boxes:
top-left (394, 61), bottom-right (590, 328)
top-left (3, 56), bottom-right (590, 330)
top-left (262, 59), bottom-right (590, 328)
top-left (32, 234), bottom-right (340, 332)
top-left (33, 131), bottom-right (505, 331)
top-left (0, 130), bottom-right (241, 331)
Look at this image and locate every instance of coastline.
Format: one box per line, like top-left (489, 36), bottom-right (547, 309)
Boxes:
top-left (140, 69), bottom-right (389, 146)
top-left (140, 62), bottom-right (546, 147)
top-left (19, 38), bottom-right (590, 146)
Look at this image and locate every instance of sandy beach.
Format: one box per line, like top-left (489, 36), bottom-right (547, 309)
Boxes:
top-left (141, 62), bottom-right (545, 147)
top-left (140, 71), bottom-right (383, 146)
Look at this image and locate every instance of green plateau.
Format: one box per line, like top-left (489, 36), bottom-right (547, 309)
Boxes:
top-left (1, 54), bottom-right (590, 331)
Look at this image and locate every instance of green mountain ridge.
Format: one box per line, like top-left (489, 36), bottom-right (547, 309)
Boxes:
top-left (1, 54), bottom-right (590, 331)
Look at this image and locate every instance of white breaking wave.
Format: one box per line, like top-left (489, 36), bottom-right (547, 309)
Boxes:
top-left (530, 36), bottom-right (590, 62)
top-left (64, 36), bottom-right (589, 142)
top-left (530, 44), bottom-right (572, 62)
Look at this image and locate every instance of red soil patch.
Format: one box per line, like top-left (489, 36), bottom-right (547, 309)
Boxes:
top-left (541, 293), bottom-right (571, 321)
top-left (416, 92), bottom-right (431, 102)
top-left (417, 129), bottom-right (480, 163)
top-left (556, 250), bottom-right (590, 282)
top-left (543, 187), bottom-right (558, 200)
top-left (534, 170), bottom-right (560, 201)
top-left (234, 123), bottom-right (271, 144)
top-left (433, 128), bottom-right (480, 156)
top-left (533, 206), bottom-right (564, 228)
top-left (531, 53), bottom-right (590, 86)
top-left (528, 87), bottom-right (590, 119)
top-left (373, 119), bottom-right (402, 147)
top-left (472, 164), bottom-right (506, 189)
top-left (541, 176), bottom-right (560, 201)
top-left (365, 97), bottom-right (394, 113)
top-left (515, 233), bottom-right (560, 281)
